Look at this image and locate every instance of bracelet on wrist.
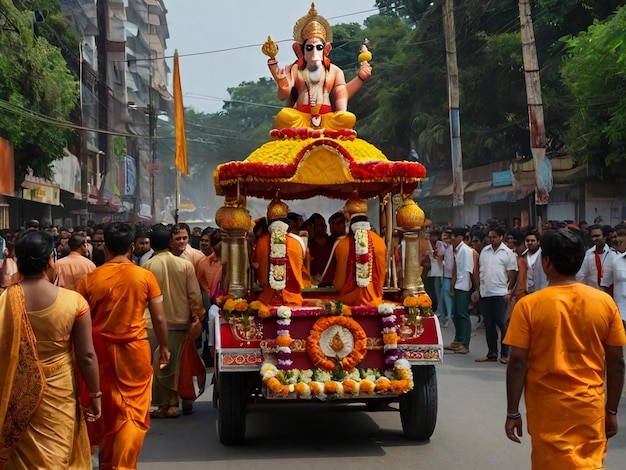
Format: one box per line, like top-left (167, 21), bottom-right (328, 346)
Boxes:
top-left (357, 75), bottom-right (365, 81)
top-left (89, 391), bottom-right (102, 398)
top-left (606, 407), bottom-right (618, 415)
top-left (506, 412), bottom-right (521, 420)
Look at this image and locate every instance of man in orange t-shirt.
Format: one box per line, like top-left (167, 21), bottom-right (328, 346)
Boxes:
top-left (77, 222), bottom-right (170, 470)
top-left (504, 229), bottom-right (625, 469)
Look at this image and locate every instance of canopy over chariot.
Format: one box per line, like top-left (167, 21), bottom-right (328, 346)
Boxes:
top-left (212, 3), bottom-right (442, 445)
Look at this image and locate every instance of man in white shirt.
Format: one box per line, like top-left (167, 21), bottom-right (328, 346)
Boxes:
top-left (474, 226), bottom-right (518, 363)
top-left (521, 230), bottom-right (547, 294)
top-left (577, 224), bottom-right (613, 290)
top-left (437, 229), bottom-right (454, 325)
top-left (601, 223), bottom-right (626, 326)
top-left (424, 229), bottom-right (444, 323)
top-left (443, 227), bottom-right (475, 354)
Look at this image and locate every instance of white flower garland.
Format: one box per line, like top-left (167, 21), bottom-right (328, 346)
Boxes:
top-left (268, 220), bottom-right (289, 291)
top-left (276, 306), bottom-right (292, 370)
top-left (352, 221), bottom-right (372, 287)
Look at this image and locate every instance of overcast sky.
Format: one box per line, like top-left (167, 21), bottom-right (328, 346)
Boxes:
top-left (163, 1), bottom-right (378, 114)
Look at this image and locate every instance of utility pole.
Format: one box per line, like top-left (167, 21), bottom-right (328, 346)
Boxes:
top-left (443, 0), bottom-right (464, 208)
top-left (95, 0), bottom-right (109, 197)
top-left (519, 0), bottom-right (550, 221)
top-left (148, 102), bottom-right (156, 222)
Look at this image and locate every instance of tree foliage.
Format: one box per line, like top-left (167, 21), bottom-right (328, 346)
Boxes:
top-left (0, 0), bottom-right (78, 182)
top-left (561, 5), bottom-right (626, 168)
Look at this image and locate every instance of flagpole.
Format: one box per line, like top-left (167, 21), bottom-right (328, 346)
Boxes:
top-left (172, 49), bottom-right (188, 225)
top-left (175, 168), bottom-right (180, 224)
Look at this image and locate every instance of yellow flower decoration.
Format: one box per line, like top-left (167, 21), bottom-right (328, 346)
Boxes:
top-left (257, 303), bottom-right (271, 318)
top-left (359, 379), bottom-right (375, 394)
top-left (418, 293), bottom-right (432, 308)
top-left (223, 299), bottom-right (236, 312)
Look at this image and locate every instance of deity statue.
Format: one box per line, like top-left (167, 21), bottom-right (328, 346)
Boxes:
top-left (262, 3), bottom-right (372, 131)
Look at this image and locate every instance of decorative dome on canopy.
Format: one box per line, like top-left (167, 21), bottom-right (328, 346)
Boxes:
top-left (214, 130), bottom-right (426, 201)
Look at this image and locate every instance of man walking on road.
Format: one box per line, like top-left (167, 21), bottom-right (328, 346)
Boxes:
top-left (443, 227), bottom-right (474, 354)
top-left (77, 222), bottom-right (170, 470)
top-left (145, 224), bottom-right (205, 418)
top-left (474, 226), bottom-right (517, 364)
top-left (504, 229), bottom-right (625, 469)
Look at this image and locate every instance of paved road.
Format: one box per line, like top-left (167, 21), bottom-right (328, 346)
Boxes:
top-left (138, 322), bottom-right (626, 469)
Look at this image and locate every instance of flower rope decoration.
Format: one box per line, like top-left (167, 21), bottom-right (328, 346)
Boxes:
top-left (378, 303), bottom-right (402, 371)
top-left (259, 304), bottom-right (414, 400)
top-left (268, 220), bottom-right (289, 291)
top-left (352, 220), bottom-right (373, 287)
top-left (275, 306), bottom-right (293, 370)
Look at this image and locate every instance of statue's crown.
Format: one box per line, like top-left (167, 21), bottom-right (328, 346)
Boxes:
top-left (293, 3), bottom-right (333, 44)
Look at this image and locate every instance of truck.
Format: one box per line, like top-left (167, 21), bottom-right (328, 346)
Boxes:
top-left (211, 127), bottom-right (442, 445)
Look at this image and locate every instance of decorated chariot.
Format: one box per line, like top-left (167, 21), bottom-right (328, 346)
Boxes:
top-left (211, 4), bottom-right (442, 445)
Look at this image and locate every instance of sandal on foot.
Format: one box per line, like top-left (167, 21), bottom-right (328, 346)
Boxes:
top-left (475, 356), bottom-right (498, 362)
top-left (150, 406), bottom-right (169, 419)
top-left (166, 406), bottom-right (180, 418)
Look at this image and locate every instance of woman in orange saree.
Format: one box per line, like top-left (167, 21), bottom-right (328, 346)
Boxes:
top-left (0, 231), bottom-right (101, 469)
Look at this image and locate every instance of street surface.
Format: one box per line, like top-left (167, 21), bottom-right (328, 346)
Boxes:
top-left (138, 321), bottom-right (626, 469)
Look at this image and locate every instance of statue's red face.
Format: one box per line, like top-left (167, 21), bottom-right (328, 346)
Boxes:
top-left (303, 37), bottom-right (325, 71)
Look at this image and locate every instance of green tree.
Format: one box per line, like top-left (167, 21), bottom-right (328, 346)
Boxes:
top-left (0, 0), bottom-right (78, 182)
top-left (561, 6), bottom-right (626, 167)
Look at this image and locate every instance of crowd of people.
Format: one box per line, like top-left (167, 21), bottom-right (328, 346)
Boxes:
top-left (417, 217), bottom-right (625, 468)
top-left (0, 219), bottom-right (221, 469)
top-left (1, 213), bottom-right (625, 469)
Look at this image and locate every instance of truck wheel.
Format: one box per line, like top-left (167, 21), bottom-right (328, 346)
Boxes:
top-left (217, 372), bottom-right (248, 445)
top-left (399, 365), bottom-right (437, 440)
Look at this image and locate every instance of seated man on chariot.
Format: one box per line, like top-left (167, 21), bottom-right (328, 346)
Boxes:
top-left (333, 213), bottom-right (387, 307)
top-left (264, 3), bottom-right (371, 131)
top-left (252, 200), bottom-right (305, 306)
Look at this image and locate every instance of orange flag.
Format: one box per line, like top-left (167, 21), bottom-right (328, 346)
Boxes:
top-left (173, 49), bottom-right (188, 175)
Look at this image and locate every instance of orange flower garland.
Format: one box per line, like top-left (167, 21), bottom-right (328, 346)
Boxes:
top-left (306, 315), bottom-right (367, 372)
top-left (259, 305), bottom-right (415, 400)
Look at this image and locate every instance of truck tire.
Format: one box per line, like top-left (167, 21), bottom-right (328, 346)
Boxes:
top-left (399, 365), bottom-right (437, 440)
top-left (217, 372), bottom-right (248, 445)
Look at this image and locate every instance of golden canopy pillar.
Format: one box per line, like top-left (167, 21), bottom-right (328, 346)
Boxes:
top-left (215, 196), bottom-right (251, 298)
top-left (396, 197), bottom-right (426, 298)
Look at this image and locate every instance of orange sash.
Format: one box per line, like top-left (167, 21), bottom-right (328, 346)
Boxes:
top-left (0, 285), bottom-right (45, 469)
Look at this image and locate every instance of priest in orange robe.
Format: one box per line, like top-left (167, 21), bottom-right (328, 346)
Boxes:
top-left (77, 222), bottom-right (170, 470)
top-left (253, 200), bottom-right (305, 306)
top-left (333, 215), bottom-right (387, 306)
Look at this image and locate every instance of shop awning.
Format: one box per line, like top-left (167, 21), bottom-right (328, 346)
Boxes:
top-left (475, 185), bottom-right (535, 205)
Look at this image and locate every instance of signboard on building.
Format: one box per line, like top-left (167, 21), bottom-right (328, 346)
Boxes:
top-left (21, 174), bottom-right (61, 205)
top-left (492, 170), bottom-right (513, 187)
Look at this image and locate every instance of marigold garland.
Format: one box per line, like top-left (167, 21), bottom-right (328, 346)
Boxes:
top-left (306, 315), bottom-right (367, 372)
top-left (259, 304), bottom-right (415, 400)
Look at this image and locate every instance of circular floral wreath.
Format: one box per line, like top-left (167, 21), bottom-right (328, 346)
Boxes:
top-left (306, 316), bottom-right (367, 372)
